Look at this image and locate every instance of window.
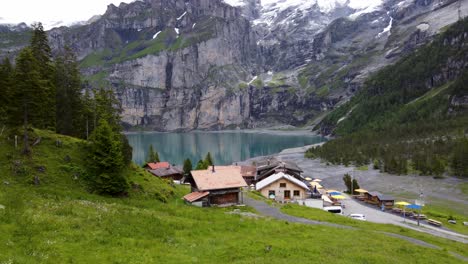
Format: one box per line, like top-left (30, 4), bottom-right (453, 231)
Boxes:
top-left (279, 183), bottom-right (286, 188)
top-left (293, 190), bottom-right (300, 197)
top-left (268, 190), bottom-right (275, 199)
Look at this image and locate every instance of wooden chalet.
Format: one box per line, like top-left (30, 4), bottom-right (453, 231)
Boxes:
top-left (145, 162), bottom-right (170, 170)
top-left (255, 172), bottom-right (309, 202)
top-left (148, 166), bottom-right (183, 181)
top-left (255, 158), bottom-right (303, 183)
top-left (240, 165), bottom-right (256, 186)
top-left (183, 166), bottom-right (247, 207)
top-left (365, 191), bottom-right (395, 209)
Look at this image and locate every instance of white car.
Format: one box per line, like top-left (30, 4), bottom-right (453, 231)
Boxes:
top-left (349, 213), bottom-right (366, 221)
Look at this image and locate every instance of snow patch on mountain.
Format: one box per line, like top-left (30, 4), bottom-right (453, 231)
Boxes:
top-left (223, 0), bottom-right (247, 7)
top-left (253, 0), bottom-right (384, 26)
top-left (377, 12), bottom-right (393, 38)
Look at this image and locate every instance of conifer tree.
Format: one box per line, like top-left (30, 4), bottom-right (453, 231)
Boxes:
top-left (88, 119), bottom-right (128, 194)
top-left (195, 160), bottom-right (206, 170)
top-left (147, 144), bottom-right (160, 163)
top-left (95, 87), bottom-right (122, 131)
top-left (30, 22), bottom-right (56, 129)
top-left (55, 45), bottom-right (83, 136)
top-left (183, 158), bottom-right (193, 175)
top-left (11, 48), bottom-right (44, 154)
top-left (204, 152), bottom-right (213, 167)
top-left (452, 138), bottom-right (468, 177)
top-left (0, 58), bottom-right (13, 124)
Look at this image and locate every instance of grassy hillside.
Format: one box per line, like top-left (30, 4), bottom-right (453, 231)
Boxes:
top-left (0, 130), bottom-right (467, 263)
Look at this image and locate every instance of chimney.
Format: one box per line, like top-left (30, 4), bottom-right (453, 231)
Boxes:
top-left (211, 165), bottom-right (215, 173)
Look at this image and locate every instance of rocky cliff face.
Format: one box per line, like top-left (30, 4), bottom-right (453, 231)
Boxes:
top-left (4, 0), bottom-right (466, 131)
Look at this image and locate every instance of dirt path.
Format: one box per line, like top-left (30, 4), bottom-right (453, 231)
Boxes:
top-left (244, 196), bottom-right (350, 229)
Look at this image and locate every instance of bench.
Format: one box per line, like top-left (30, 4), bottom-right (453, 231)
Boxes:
top-left (427, 219), bottom-right (442, 227)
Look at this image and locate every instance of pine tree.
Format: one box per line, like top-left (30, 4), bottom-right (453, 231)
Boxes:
top-left (352, 179), bottom-right (360, 194)
top-left (183, 158), bottom-right (193, 175)
top-left (0, 58), bottom-right (13, 124)
top-left (10, 48), bottom-right (44, 154)
top-left (55, 45), bottom-right (83, 136)
top-left (342, 173), bottom-right (352, 193)
top-left (452, 138), bottom-right (468, 177)
top-left (204, 152), bottom-right (213, 167)
top-left (81, 89), bottom-right (95, 140)
top-left (195, 160), bottom-right (206, 170)
top-left (95, 87), bottom-right (122, 131)
top-left (30, 22), bottom-right (56, 129)
top-left (88, 119), bottom-right (128, 194)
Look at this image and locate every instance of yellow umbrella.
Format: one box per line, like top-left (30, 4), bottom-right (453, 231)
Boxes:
top-left (354, 188), bottom-right (368, 193)
top-left (312, 179), bottom-right (322, 182)
top-left (395, 201), bottom-right (411, 206)
top-left (326, 189), bottom-right (339, 193)
top-left (310, 182), bottom-right (323, 189)
top-left (330, 195), bottom-right (346, 200)
top-left (305, 177), bottom-right (312, 181)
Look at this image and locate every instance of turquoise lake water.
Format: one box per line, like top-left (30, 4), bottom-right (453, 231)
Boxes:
top-left (126, 131), bottom-right (326, 166)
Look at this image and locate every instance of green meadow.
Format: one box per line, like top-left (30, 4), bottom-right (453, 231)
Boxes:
top-left (0, 130), bottom-right (466, 263)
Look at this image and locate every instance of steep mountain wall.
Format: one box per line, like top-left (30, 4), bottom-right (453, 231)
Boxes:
top-left (2, 0), bottom-right (467, 131)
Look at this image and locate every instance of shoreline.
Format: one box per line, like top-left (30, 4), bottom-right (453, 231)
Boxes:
top-left (240, 143), bottom-right (468, 210)
top-left (124, 128), bottom-right (331, 138)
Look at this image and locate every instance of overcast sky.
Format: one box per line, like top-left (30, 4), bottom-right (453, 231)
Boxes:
top-left (0, 0), bottom-right (136, 29)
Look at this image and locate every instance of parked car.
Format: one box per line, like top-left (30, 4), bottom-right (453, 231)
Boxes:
top-left (323, 206), bottom-right (343, 214)
top-left (349, 213), bottom-right (366, 221)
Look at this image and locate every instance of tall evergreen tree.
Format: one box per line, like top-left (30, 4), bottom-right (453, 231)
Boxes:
top-left (183, 158), bottom-right (193, 175)
top-left (342, 173), bottom-right (352, 194)
top-left (0, 58), bottom-right (13, 124)
top-left (147, 144), bottom-right (160, 163)
top-left (95, 87), bottom-right (122, 131)
top-left (195, 160), bottom-right (206, 170)
top-left (30, 22), bottom-right (56, 129)
top-left (81, 89), bottom-right (95, 140)
top-left (204, 152), bottom-right (213, 167)
top-left (55, 45), bottom-right (83, 136)
top-left (10, 48), bottom-right (44, 154)
top-left (88, 119), bottom-right (128, 194)
top-left (452, 138), bottom-right (468, 177)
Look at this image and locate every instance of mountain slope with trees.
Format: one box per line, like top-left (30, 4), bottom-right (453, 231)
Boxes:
top-left (308, 18), bottom-right (468, 177)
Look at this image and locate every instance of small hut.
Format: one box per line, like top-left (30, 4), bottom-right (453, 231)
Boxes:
top-left (365, 191), bottom-right (395, 209)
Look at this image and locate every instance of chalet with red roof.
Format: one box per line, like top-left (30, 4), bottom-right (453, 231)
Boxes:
top-left (183, 165), bottom-right (247, 207)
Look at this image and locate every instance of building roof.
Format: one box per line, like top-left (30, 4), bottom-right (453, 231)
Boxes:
top-left (368, 191), bottom-right (394, 201)
top-left (149, 166), bottom-right (183, 177)
top-left (256, 159), bottom-right (303, 173)
top-left (240, 165), bottom-right (256, 177)
top-left (183, 191), bottom-right (209, 203)
top-left (146, 162), bottom-right (170, 170)
top-left (255, 172), bottom-right (309, 191)
top-left (368, 191), bottom-right (382, 197)
top-left (191, 166), bottom-right (248, 191)
top-left (377, 194), bottom-right (395, 201)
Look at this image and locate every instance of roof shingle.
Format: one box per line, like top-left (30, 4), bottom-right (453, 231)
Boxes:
top-left (191, 166), bottom-right (247, 191)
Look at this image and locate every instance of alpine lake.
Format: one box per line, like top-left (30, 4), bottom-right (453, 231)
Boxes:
top-left (126, 130), bottom-right (326, 166)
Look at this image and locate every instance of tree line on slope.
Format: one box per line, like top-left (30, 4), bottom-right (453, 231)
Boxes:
top-left (0, 23), bottom-right (133, 195)
top-left (308, 18), bottom-right (468, 177)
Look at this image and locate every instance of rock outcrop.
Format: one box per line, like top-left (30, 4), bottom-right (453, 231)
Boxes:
top-left (2, 0), bottom-right (467, 131)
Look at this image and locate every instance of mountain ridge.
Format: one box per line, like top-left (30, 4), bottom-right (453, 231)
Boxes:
top-left (1, 0), bottom-right (467, 131)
